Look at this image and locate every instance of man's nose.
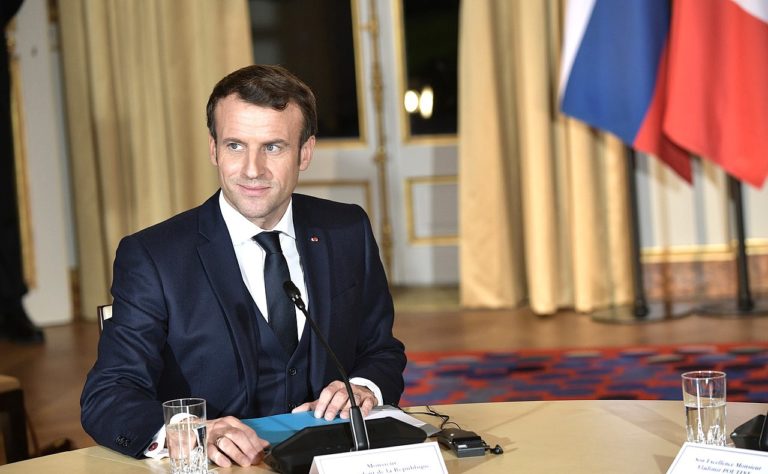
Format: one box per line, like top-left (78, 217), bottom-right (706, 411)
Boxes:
top-left (244, 151), bottom-right (267, 178)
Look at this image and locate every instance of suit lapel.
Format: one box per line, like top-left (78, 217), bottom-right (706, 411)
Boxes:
top-left (293, 195), bottom-right (332, 390)
top-left (196, 193), bottom-right (260, 405)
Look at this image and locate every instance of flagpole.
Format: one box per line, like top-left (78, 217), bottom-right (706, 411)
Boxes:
top-left (627, 147), bottom-right (648, 315)
top-left (697, 176), bottom-right (768, 317)
top-left (591, 147), bottom-right (692, 324)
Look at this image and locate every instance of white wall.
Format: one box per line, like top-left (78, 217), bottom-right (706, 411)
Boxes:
top-left (637, 153), bottom-right (768, 252)
top-left (15, 0), bottom-right (74, 325)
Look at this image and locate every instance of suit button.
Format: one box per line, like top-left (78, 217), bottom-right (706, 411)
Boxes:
top-left (288, 367), bottom-right (297, 376)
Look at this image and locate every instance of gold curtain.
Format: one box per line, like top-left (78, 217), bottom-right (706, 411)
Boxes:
top-left (459, 0), bottom-right (634, 314)
top-left (58, 0), bottom-right (253, 319)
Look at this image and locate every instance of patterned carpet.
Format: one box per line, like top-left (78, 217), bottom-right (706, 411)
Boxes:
top-left (400, 344), bottom-right (768, 406)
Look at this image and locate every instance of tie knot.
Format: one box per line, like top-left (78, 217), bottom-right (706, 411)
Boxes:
top-left (254, 231), bottom-right (283, 254)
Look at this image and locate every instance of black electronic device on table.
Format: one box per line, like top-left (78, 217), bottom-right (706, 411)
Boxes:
top-left (731, 411), bottom-right (768, 451)
top-left (432, 426), bottom-right (504, 458)
top-left (435, 428), bottom-right (486, 458)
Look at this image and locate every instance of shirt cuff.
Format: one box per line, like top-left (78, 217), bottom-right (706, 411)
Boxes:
top-left (349, 377), bottom-right (383, 406)
top-left (144, 425), bottom-right (167, 459)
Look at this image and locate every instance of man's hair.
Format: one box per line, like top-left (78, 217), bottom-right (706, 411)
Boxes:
top-left (206, 64), bottom-right (318, 145)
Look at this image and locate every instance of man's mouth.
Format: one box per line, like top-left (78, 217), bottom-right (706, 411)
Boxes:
top-left (238, 182), bottom-right (271, 195)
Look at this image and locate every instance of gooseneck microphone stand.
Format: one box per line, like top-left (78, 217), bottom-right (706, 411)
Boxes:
top-left (282, 281), bottom-right (370, 450)
top-left (262, 281), bottom-right (425, 474)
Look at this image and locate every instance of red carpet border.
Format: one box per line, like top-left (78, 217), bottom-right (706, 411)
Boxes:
top-left (400, 344), bottom-right (768, 406)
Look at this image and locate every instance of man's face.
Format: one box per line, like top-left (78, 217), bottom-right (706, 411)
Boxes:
top-left (209, 95), bottom-right (314, 229)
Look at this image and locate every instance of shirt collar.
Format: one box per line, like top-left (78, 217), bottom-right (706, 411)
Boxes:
top-left (218, 192), bottom-right (296, 246)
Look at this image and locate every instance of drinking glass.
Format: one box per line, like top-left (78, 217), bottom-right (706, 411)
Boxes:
top-left (163, 398), bottom-right (208, 474)
top-left (681, 371), bottom-right (727, 446)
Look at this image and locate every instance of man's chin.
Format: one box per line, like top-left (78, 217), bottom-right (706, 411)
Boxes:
top-left (241, 206), bottom-right (279, 228)
top-left (226, 198), bottom-right (270, 220)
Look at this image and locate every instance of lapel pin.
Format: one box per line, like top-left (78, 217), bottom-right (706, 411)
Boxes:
top-left (310, 235), bottom-right (320, 242)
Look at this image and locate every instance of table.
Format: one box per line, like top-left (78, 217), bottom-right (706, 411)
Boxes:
top-left (1, 400), bottom-right (765, 473)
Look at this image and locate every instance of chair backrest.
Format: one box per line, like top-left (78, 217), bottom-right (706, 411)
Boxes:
top-left (0, 374), bottom-right (29, 463)
top-left (97, 305), bottom-right (113, 334)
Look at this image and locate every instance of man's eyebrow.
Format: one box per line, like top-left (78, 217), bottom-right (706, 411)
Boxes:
top-left (264, 139), bottom-right (290, 147)
top-left (221, 137), bottom-right (246, 144)
top-left (218, 137), bottom-right (292, 147)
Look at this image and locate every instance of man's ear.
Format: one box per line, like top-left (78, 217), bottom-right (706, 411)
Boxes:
top-left (299, 136), bottom-right (315, 171)
top-left (208, 134), bottom-right (218, 166)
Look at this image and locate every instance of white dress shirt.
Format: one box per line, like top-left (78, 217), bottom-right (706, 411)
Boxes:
top-left (219, 192), bottom-right (308, 338)
top-left (218, 193), bottom-right (381, 403)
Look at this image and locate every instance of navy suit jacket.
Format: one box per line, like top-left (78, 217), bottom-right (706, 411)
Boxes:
top-left (81, 192), bottom-right (406, 457)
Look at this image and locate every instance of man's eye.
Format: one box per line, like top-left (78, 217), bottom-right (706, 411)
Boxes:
top-left (226, 142), bottom-right (244, 151)
top-left (265, 144), bottom-right (281, 153)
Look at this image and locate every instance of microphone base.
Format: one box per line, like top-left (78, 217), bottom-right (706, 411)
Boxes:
top-left (264, 417), bottom-right (427, 474)
top-left (731, 414), bottom-right (767, 450)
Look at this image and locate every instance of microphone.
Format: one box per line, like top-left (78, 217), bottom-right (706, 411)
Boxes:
top-left (282, 280), bottom-right (370, 451)
top-left (263, 281), bottom-right (426, 474)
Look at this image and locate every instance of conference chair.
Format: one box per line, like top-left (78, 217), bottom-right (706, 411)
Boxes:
top-left (97, 305), bottom-right (112, 334)
top-left (0, 374), bottom-right (29, 464)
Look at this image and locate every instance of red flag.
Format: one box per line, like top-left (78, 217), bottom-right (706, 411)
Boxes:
top-left (664, 0), bottom-right (768, 188)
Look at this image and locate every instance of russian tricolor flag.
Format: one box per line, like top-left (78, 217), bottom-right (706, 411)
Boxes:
top-left (559, 0), bottom-right (692, 181)
top-left (561, 0), bottom-right (768, 188)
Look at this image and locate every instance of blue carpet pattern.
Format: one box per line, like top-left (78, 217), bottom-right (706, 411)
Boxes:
top-left (400, 344), bottom-right (768, 406)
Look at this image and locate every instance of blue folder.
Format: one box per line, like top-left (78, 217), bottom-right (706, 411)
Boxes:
top-left (241, 412), bottom-right (347, 446)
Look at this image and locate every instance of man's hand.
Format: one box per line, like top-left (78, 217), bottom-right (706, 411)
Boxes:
top-left (291, 381), bottom-right (376, 421)
top-left (205, 416), bottom-right (269, 467)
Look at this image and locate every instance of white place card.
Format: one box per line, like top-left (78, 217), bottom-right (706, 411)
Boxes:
top-left (309, 441), bottom-right (448, 474)
top-left (667, 442), bottom-right (768, 474)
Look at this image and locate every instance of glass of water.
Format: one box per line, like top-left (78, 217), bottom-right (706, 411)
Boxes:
top-left (681, 371), bottom-right (727, 446)
top-left (162, 398), bottom-right (208, 474)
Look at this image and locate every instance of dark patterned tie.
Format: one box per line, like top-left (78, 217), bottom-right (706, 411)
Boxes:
top-left (254, 231), bottom-right (298, 355)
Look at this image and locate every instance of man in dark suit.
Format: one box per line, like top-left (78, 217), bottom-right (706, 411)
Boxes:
top-left (81, 65), bottom-right (406, 468)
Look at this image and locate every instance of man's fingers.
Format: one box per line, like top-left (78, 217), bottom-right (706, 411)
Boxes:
top-left (308, 381), bottom-right (378, 420)
top-left (313, 381), bottom-right (346, 419)
top-left (207, 436), bottom-right (232, 467)
top-left (312, 381), bottom-right (377, 420)
top-left (322, 389), bottom-right (352, 421)
top-left (206, 416), bottom-right (267, 467)
top-left (208, 445), bottom-right (233, 468)
top-left (360, 394), bottom-right (375, 417)
top-left (340, 391), bottom-right (375, 419)
top-left (227, 418), bottom-right (265, 451)
top-left (212, 433), bottom-right (254, 467)
top-left (291, 402), bottom-right (314, 413)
